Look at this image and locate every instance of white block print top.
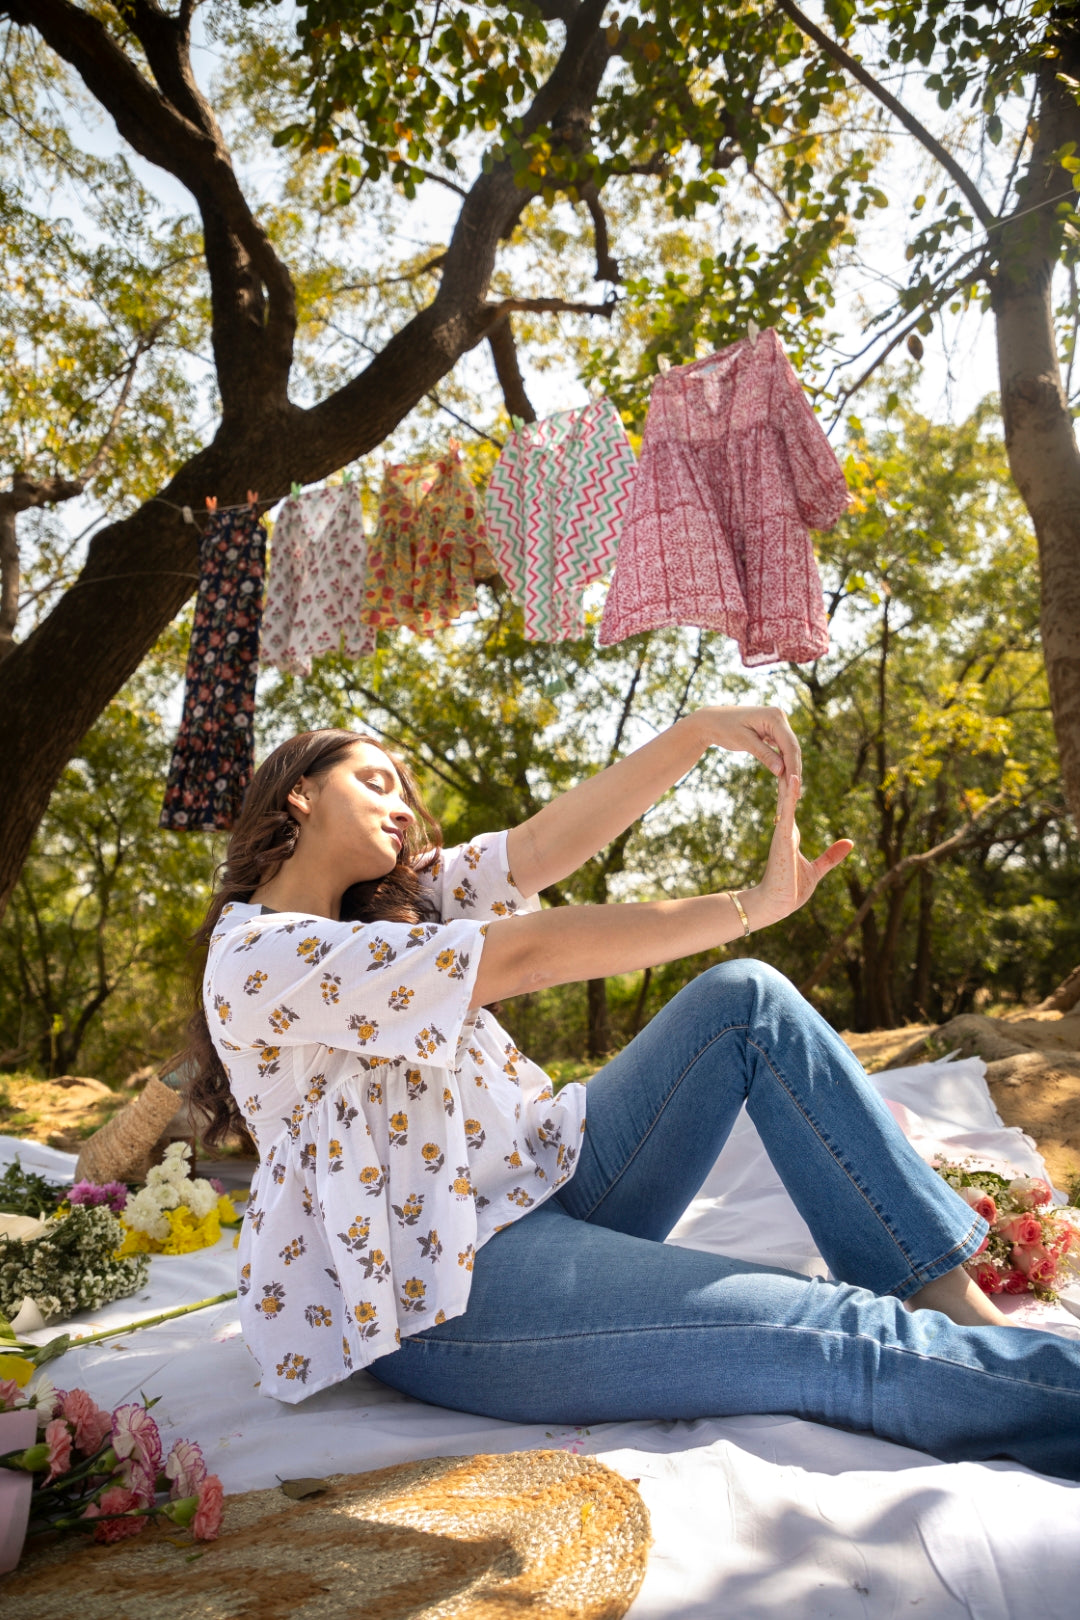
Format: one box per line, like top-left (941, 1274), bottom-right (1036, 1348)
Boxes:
top-left (203, 831), bottom-right (587, 1403)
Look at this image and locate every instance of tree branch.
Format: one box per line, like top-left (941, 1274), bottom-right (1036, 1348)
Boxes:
top-left (483, 294), bottom-right (617, 322)
top-left (4, 0), bottom-right (297, 411)
top-left (580, 180), bottom-right (620, 282)
top-left (798, 795), bottom-right (1006, 997)
top-left (487, 315), bottom-right (538, 422)
top-left (775, 0), bottom-right (996, 231)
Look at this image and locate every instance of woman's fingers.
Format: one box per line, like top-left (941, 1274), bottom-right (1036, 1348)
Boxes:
top-left (811, 839), bottom-right (854, 878)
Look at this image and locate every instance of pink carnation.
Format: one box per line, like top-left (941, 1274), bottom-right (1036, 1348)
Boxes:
top-left (193, 1473), bottom-right (224, 1541)
top-left (0, 1377), bottom-right (22, 1411)
top-left (165, 1437), bottom-right (208, 1501)
top-left (959, 1186), bottom-right (998, 1226)
top-left (111, 1403), bottom-right (163, 1478)
top-left (85, 1485), bottom-right (147, 1543)
top-left (998, 1212), bottom-right (1044, 1247)
top-left (1013, 1244), bottom-right (1059, 1289)
top-left (60, 1388), bottom-right (113, 1457)
top-left (43, 1417), bottom-right (73, 1483)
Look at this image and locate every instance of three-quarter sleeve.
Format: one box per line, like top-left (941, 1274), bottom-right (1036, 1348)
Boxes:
top-left (206, 910), bottom-right (487, 1069)
top-left (418, 829), bottom-right (541, 923)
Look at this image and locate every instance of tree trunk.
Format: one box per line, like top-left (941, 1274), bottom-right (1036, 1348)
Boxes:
top-left (910, 863), bottom-right (935, 1020)
top-left (586, 977), bottom-right (612, 1059)
top-left (994, 47), bottom-right (1080, 829)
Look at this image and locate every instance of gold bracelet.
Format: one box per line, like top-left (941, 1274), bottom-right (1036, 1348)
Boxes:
top-left (725, 890), bottom-right (751, 938)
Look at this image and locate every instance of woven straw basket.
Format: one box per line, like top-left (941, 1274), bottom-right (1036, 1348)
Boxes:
top-left (2, 1449), bottom-right (651, 1620)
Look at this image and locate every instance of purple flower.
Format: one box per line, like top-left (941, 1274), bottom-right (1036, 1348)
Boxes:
top-left (68, 1179), bottom-right (129, 1215)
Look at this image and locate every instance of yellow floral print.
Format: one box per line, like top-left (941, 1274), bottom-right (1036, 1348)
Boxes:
top-left (243, 969), bottom-right (268, 995)
top-left (347, 1012), bottom-right (380, 1045)
top-left (367, 936), bottom-right (398, 969)
top-left (269, 1004), bottom-right (300, 1035)
top-left (213, 994), bottom-right (231, 1025)
top-left (392, 1192), bottom-right (424, 1226)
top-left (327, 1137), bottom-right (344, 1172)
top-left (320, 973), bottom-right (342, 1004)
top-left (400, 1277), bottom-right (427, 1313)
top-left (275, 1352), bottom-right (310, 1382)
top-left (421, 1142), bottom-right (445, 1174)
top-left (304, 1304), bottom-right (333, 1327)
top-left (279, 1236), bottom-right (306, 1265)
top-left (405, 1068), bottom-right (427, 1100)
top-left (257, 1282), bottom-right (286, 1318)
top-left (388, 984), bottom-right (415, 1011)
top-left (297, 936), bottom-right (332, 965)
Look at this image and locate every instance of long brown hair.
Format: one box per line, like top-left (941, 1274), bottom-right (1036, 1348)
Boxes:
top-left (186, 729), bottom-right (441, 1149)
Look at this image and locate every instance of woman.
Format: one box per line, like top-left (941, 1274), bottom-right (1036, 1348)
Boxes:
top-left (189, 709), bottom-right (1080, 1480)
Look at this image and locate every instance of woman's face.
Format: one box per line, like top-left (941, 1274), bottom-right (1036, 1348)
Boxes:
top-left (289, 742), bottom-right (416, 883)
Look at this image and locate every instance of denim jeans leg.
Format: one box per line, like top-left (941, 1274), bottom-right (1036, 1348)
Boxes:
top-left (371, 1200), bottom-right (1080, 1482)
top-left (557, 960), bottom-right (985, 1299)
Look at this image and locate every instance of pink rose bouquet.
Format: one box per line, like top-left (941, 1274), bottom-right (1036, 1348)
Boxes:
top-left (933, 1159), bottom-right (1080, 1300)
top-left (0, 1378), bottom-right (223, 1556)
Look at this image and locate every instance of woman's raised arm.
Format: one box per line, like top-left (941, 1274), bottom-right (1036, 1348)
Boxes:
top-left (476, 767), bottom-right (853, 1007)
top-left (505, 705), bottom-right (804, 898)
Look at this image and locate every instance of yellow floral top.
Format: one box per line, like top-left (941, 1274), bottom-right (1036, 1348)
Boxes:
top-left (203, 831), bottom-right (587, 1403)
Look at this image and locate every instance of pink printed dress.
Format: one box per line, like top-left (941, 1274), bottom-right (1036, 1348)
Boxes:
top-left (598, 332), bottom-right (849, 664)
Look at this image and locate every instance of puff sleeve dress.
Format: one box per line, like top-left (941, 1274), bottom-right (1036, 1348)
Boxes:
top-left (203, 832), bottom-right (586, 1402)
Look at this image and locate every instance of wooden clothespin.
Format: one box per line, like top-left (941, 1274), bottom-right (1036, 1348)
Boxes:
top-left (205, 495), bottom-right (218, 514)
top-left (448, 435), bottom-right (462, 459)
top-left (247, 489), bottom-right (259, 510)
top-left (342, 468), bottom-right (354, 484)
top-left (509, 414), bottom-right (525, 432)
top-left (747, 318), bottom-right (761, 350)
top-left (290, 481), bottom-right (302, 498)
top-left (656, 356), bottom-right (672, 374)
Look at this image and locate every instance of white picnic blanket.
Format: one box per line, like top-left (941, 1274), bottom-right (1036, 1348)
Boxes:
top-left (4, 1056), bottom-right (1080, 1618)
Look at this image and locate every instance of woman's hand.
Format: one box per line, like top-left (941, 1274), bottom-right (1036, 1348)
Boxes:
top-left (688, 705), bottom-right (802, 783)
top-left (744, 767), bottom-right (853, 928)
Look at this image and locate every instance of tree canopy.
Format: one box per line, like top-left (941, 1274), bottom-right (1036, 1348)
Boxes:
top-left (2, 0), bottom-right (1080, 963)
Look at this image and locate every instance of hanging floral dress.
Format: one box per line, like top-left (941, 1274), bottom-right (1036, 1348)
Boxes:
top-left (160, 507), bottom-right (266, 831)
top-left (361, 456), bottom-right (500, 633)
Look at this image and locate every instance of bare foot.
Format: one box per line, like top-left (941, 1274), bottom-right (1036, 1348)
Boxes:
top-left (907, 1266), bottom-right (1013, 1327)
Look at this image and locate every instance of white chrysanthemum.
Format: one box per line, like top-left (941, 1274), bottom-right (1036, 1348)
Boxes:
top-left (123, 1187), bottom-right (170, 1240)
top-left (179, 1178), bottom-right (218, 1220)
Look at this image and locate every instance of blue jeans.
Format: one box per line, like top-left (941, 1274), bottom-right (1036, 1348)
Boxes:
top-left (372, 961), bottom-right (1080, 1479)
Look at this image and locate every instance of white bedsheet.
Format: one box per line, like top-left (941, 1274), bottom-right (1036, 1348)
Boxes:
top-left (4, 1056), bottom-right (1079, 1618)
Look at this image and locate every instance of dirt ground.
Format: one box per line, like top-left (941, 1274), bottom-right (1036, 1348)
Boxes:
top-left (841, 1009), bottom-right (1080, 1190)
top-left (4, 1008), bottom-right (1080, 1191)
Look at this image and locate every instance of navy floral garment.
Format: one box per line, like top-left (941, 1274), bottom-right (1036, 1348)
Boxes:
top-left (160, 508), bottom-right (266, 831)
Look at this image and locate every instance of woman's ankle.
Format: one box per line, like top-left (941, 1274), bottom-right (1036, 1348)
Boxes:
top-left (907, 1266), bottom-right (1012, 1328)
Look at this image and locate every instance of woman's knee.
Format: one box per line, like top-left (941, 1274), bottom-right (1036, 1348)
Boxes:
top-left (693, 957), bottom-right (802, 1017)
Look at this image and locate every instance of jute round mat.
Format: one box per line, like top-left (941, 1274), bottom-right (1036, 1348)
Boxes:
top-left (2, 1449), bottom-right (651, 1620)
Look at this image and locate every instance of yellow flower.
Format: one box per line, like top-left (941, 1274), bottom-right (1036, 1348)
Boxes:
top-left (217, 1194), bottom-right (241, 1227)
top-left (403, 1278), bottom-right (425, 1300)
top-left (422, 1143), bottom-right (441, 1161)
top-left (390, 1112), bottom-right (408, 1132)
top-left (356, 1302), bottom-right (377, 1324)
top-left (0, 1353), bottom-right (35, 1388)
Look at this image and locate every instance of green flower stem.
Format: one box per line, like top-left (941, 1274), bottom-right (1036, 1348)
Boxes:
top-left (25, 1289), bottom-right (238, 1364)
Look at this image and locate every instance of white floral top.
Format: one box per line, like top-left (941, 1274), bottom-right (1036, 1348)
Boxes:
top-left (203, 831), bottom-right (587, 1402)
